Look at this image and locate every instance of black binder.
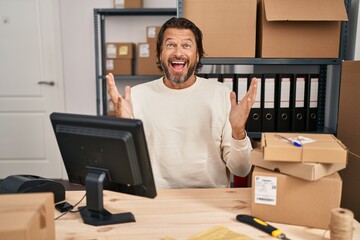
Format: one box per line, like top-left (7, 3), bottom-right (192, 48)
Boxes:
top-left (306, 74), bottom-right (319, 131)
top-left (246, 74), bottom-right (262, 132)
top-left (221, 74), bottom-right (235, 92)
top-left (291, 74), bottom-right (307, 132)
top-left (235, 74), bottom-right (249, 104)
top-left (205, 73), bottom-right (221, 82)
top-left (261, 74), bottom-right (277, 132)
top-left (276, 74), bottom-right (293, 132)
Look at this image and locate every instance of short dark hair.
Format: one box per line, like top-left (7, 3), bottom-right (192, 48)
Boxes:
top-left (156, 17), bottom-right (205, 72)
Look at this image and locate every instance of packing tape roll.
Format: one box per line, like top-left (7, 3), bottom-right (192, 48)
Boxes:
top-left (329, 208), bottom-right (354, 240)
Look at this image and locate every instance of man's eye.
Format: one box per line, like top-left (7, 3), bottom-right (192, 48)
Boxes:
top-left (184, 44), bottom-right (191, 49)
top-left (167, 43), bottom-right (174, 48)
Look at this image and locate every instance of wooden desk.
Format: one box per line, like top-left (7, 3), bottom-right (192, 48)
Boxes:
top-left (56, 188), bottom-right (360, 240)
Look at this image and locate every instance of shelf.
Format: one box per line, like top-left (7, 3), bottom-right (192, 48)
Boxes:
top-left (113, 75), bottom-right (162, 81)
top-left (94, 8), bottom-right (177, 16)
top-left (201, 58), bottom-right (341, 65)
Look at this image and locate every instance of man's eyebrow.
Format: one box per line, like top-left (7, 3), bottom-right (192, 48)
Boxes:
top-left (164, 37), bottom-right (194, 42)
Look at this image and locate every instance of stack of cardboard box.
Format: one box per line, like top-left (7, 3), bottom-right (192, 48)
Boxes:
top-left (0, 193), bottom-right (55, 240)
top-left (105, 42), bottom-right (135, 76)
top-left (250, 133), bottom-right (348, 229)
top-left (137, 26), bottom-right (162, 76)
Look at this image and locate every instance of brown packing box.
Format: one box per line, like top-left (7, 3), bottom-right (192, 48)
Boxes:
top-left (0, 193), bottom-right (55, 240)
top-left (337, 61), bottom-right (360, 221)
top-left (257, 0), bottom-right (348, 58)
top-left (184, 0), bottom-right (256, 57)
top-left (146, 26), bottom-right (161, 43)
top-left (114, 0), bottom-right (143, 9)
top-left (106, 59), bottom-right (133, 75)
top-left (261, 133), bottom-right (348, 164)
top-left (136, 43), bottom-right (161, 76)
top-left (250, 149), bottom-right (346, 181)
top-left (106, 42), bottom-right (134, 59)
top-left (251, 167), bottom-right (342, 229)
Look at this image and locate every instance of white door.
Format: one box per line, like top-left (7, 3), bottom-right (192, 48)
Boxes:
top-left (0, 0), bottom-right (65, 179)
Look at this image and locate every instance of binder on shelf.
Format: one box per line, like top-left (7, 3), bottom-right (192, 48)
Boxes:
top-left (292, 74), bottom-right (307, 132)
top-left (246, 74), bottom-right (262, 132)
top-left (261, 74), bottom-right (277, 132)
top-left (221, 74), bottom-right (235, 92)
top-left (205, 73), bottom-right (221, 83)
top-left (235, 74), bottom-right (249, 104)
top-left (196, 73), bottom-right (207, 79)
top-left (276, 74), bottom-right (293, 132)
top-left (306, 74), bottom-right (319, 131)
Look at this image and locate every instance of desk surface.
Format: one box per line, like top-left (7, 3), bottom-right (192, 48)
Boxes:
top-left (56, 188), bottom-right (360, 240)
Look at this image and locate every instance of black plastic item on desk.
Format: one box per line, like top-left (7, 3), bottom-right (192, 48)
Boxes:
top-left (0, 174), bottom-right (65, 203)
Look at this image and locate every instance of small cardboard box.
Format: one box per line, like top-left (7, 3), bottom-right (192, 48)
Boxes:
top-left (146, 26), bottom-right (161, 43)
top-left (257, 0), bottom-right (348, 58)
top-left (251, 167), bottom-right (342, 229)
top-left (184, 0), bottom-right (256, 57)
top-left (261, 133), bottom-right (348, 164)
top-left (0, 193), bottom-right (55, 240)
top-left (106, 42), bottom-right (134, 59)
top-left (106, 59), bottom-right (133, 75)
top-left (250, 149), bottom-right (346, 181)
top-left (114, 0), bottom-right (143, 9)
top-left (136, 43), bottom-right (161, 76)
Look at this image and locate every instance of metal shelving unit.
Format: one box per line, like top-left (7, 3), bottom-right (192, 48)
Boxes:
top-left (176, 0), bottom-right (350, 138)
top-left (94, 0), bottom-right (350, 138)
top-left (94, 8), bottom-right (177, 116)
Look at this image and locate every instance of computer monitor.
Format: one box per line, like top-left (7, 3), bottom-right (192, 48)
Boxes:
top-left (50, 112), bottom-right (157, 226)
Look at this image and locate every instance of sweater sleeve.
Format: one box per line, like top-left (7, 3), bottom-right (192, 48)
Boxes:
top-left (225, 134), bottom-right (253, 177)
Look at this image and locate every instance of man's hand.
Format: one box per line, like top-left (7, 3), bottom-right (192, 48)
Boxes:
top-left (106, 73), bottom-right (133, 118)
top-left (229, 77), bottom-right (258, 140)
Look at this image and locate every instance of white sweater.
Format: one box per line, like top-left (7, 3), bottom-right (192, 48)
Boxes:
top-left (131, 76), bottom-right (252, 188)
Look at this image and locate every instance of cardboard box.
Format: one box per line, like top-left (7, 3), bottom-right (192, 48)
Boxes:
top-left (114, 0), bottom-right (143, 8)
top-left (136, 43), bottom-right (161, 76)
top-left (250, 149), bottom-right (346, 181)
top-left (0, 193), bottom-right (55, 240)
top-left (106, 59), bottom-right (133, 75)
top-left (106, 42), bottom-right (134, 59)
top-left (184, 0), bottom-right (256, 57)
top-left (261, 133), bottom-right (348, 164)
top-left (337, 61), bottom-right (360, 221)
top-left (146, 26), bottom-right (161, 42)
top-left (257, 0), bottom-right (348, 58)
top-left (251, 167), bottom-right (342, 229)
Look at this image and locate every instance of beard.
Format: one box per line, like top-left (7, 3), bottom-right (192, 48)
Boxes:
top-left (161, 58), bottom-right (197, 85)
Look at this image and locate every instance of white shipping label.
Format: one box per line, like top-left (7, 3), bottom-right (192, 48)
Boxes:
top-left (106, 60), bottom-right (114, 70)
top-left (114, 0), bottom-right (125, 8)
top-left (139, 44), bottom-right (150, 58)
top-left (106, 44), bottom-right (117, 58)
top-left (147, 27), bottom-right (157, 38)
top-left (254, 175), bottom-right (277, 205)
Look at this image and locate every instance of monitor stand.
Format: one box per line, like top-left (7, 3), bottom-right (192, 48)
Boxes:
top-left (78, 167), bottom-right (135, 226)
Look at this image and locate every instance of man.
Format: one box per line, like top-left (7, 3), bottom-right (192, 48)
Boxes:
top-left (106, 17), bottom-right (257, 188)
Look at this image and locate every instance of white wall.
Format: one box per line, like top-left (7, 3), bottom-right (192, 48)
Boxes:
top-left (59, 0), bottom-right (176, 115)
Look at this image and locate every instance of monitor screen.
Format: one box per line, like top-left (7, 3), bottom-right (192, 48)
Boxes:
top-left (50, 112), bottom-right (157, 226)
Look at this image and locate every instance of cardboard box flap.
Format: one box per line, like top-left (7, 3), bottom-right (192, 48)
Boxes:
top-left (263, 0), bottom-right (348, 22)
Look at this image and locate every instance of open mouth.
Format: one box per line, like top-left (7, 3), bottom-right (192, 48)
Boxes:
top-left (170, 60), bottom-right (187, 72)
